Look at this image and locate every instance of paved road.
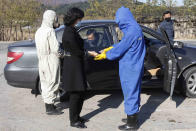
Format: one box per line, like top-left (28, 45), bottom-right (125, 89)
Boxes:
top-left (1, 42), bottom-right (196, 131)
top-left (178, 40), bottom-right (196, 46)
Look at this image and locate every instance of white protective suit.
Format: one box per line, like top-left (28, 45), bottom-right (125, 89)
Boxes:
top-left (35, 10), bottom-right (60, 104)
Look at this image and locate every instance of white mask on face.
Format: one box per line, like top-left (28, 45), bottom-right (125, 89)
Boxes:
top-left (74, 20), bottom-right (82, 27)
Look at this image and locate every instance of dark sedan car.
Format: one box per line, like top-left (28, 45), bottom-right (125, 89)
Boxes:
top-left (4, 20), bottom-right (196, 98)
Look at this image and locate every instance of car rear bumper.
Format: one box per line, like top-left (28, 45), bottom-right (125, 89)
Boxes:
top-left (4, 64), bottom-right (39, 89)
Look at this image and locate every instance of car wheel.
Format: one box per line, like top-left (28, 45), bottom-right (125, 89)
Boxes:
top-left (182, 66), bottom-right (196, 98)
top-left (38, 80), bottom-right (69, 101)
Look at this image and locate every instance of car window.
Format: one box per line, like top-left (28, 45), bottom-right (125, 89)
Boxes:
top-left (143, 32), bottom-right (157, 40)
top-left (79, 26), bottom-right (112, 52)
top-left (115, 26), bottom-right (157, 40)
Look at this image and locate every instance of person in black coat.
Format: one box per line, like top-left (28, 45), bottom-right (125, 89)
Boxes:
top-left (157, 11), bottom-right (174, 42)
top-left (62, 8), bottom-right (97, 129)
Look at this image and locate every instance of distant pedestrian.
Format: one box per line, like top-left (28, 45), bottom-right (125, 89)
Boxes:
top-left (157, 11), bottom-right (174, 41)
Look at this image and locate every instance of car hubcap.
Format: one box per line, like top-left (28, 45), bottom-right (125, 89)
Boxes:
top-left (187, 73), bottom-right (196, 94)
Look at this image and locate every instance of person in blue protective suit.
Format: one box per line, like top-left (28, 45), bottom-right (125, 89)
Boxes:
top-left (95, 7), bottom-right (146, 130)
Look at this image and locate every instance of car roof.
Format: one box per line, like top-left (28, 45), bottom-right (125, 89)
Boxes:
top-left (56, 20), bottom-right (163, 41)
top-left (56, 20), bottom-right (116, 31)
top-left (78, 20), bottom-right (116, 27)
top-left (57, 19), bottom-right (154, 32)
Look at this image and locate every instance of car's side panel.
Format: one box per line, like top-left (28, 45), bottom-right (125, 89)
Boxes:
top-left (4, 64), bottom-right (38, 89)
top-left (174, 46), bottom-right (196, 78)
top-left (8, 43), bottom-right (38, 68)
top-left (85, 58), bottom-right (121, 90)
top-left (5, 41), bottom-right (39, 89)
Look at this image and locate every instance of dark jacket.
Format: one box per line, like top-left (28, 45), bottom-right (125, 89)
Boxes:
top-left (62, 26), bottom-right (85, 57)
top-left (157, 20), bottom-right (174, 41)
top-left (62, 26), bottom-right (87, 92)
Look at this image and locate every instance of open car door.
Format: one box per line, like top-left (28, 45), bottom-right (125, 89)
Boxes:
top-left (160, 28), bottom-right (178, 99)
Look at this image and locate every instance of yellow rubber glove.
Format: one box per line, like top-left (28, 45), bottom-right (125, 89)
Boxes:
top-left (103, 46), bottom-right (113, 53)
top-left (94, 53), bottom-right (106, 60)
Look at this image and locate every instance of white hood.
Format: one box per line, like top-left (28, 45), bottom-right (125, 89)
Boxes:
top-left (41, 10), bottom-right (56, 28)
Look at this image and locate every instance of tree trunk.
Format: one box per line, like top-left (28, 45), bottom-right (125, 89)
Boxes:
top-left (28, 23), bottom-right (31, 40)
top-left (8, 22), bottom-right (13, 41)
top-left (2, 24), bottom-right (5, 41)
top-left (0, 25), bottom-right (2, 41)
top-left (20, 24), bottom-right (23, 40)
top-left (15, 25), bottom-right (17, 41)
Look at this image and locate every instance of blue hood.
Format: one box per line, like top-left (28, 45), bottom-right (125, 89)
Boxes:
top-left (115, 6), bottom-right (140, 32)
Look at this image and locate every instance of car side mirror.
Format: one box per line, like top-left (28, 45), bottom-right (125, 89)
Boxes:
top-left (173, 41), bottom-right (183, 48)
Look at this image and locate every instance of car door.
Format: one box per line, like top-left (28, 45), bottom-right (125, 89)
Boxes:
top-left (78, 25), bottom-right (121, 90)
top-left (160, 28), bottom-right (178, 98)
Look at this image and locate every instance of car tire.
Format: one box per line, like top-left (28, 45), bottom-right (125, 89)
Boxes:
top-left (182, 66), bottom-right (196, 98)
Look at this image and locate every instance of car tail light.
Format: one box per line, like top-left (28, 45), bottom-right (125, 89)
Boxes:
top-left (7, 52), bottom-right (24, 64)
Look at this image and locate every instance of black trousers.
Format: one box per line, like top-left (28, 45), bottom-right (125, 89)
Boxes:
top-left (69, 91), bottom-right (85, 123)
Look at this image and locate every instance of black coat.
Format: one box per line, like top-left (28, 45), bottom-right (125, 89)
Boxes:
top-left (62, 26), bottom-right (87, 92)
top-left (157, 20), bottom-right (174, 41)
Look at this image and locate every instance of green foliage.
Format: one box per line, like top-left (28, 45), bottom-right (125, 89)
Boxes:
top-left (54, 1), bottom-right (90, 15)
top-left (49, 0), bottom-right (196, 22)
top-left (184, 0), bottom-right (196, 7)
top-left (80, 0), bottom-right (195, 22)
top-left (0, 0), bottom-right (43, 26)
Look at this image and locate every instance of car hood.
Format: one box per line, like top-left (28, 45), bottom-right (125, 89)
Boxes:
top-left (183, 43), bottom-right (196, 48)
top-left (174, 43), bottom-right (196, 73)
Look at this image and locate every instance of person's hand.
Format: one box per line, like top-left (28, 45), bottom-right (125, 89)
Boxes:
top-left (94, 53), bottom-right (106, 60)
top-left (88, 51), bottom-right (98, 57)
top-left (58, 48), bottom-right (65, 58)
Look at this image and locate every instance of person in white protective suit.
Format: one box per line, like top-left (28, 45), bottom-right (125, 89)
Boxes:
top-left (35, 10), bottom-right (63, 115)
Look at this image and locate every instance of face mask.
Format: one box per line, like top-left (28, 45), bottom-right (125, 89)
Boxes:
top-left (165, 17), bottom-right (171, 22)
top-left (74, 20), bottom-right (81, 27)
top-left (53, 17), bottom-right (60, 29)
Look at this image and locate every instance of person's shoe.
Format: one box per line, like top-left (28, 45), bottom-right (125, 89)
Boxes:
top-left (45, 103), bottom-right (64, 115)
top-left (79, 117), bottom-right (89, 123)
top-left (122, 118), bottom-right (127, 123)
top-left (52, 104), bottom-right (57, 109)
top-left (70, 121), bottom-right (87, 128)
top-left (119, 114), bottom-right (138, 131)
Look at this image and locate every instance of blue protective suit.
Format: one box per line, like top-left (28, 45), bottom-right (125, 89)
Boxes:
top-left (106, 7), bottom-right (146, 115)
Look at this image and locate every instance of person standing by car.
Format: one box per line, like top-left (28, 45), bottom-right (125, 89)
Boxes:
top-left (95, 7), bottom-right (146, 130)
top-left (62, 7), bottom-right (97, 129)
top-left (157, 11), bottom-right (174, 41)
top-left (35, 10), bottom-right (63, 115)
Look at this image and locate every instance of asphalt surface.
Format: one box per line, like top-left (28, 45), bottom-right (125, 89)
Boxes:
top-left (0, 41), bottom-right (196, 131)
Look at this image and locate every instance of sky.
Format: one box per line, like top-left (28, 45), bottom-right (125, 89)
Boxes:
top-left (138, 0), bottom-right (184, 6)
